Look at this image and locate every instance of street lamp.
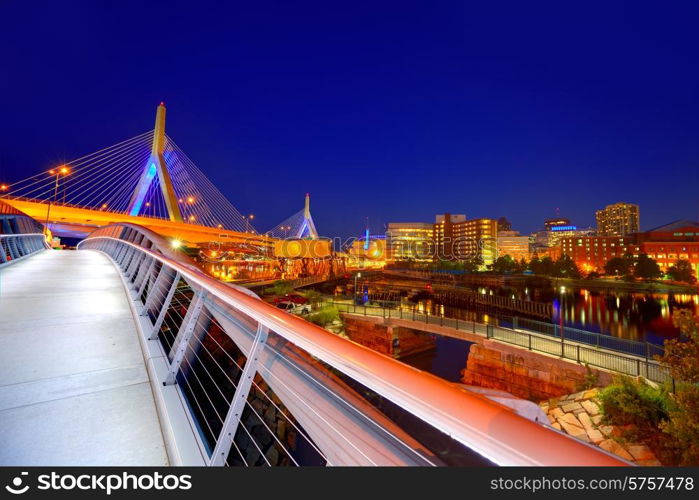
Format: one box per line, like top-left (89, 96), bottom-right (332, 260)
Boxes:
top-left (44, 166), bottom-right (69, 236)
top-left (282, 225), bottom-right (291, 239)
top-left (246, 214), bottom-right (255, 233)
top-left (354, 272), bottom-right (362, 304)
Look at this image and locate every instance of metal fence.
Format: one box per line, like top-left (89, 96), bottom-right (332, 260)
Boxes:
top-left (75, 223), bottom-right (625, 466)
top-left (0, 233), bottom-right (49, 267)
top-left (326, 301), bottom-right (671, 383)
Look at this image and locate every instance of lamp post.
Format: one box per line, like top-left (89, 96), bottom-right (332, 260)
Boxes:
top-left (44, 166), bottom-right (69, 237)
top-left (246, 214), bottom-right (255, 233)
top-left (354, 272), bottom-right (362, 304)
top-left (559, 286), bottom-right (566, 357)
top-left (282, 225), bottom-right (290, 239)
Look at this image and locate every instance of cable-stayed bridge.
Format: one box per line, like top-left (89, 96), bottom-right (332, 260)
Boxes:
top-left (0, 106), bottom-right (628, 467)
top-left (1, 103), bottom-right (309, 247)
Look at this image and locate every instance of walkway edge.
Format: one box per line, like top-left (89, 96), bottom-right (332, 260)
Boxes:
top-left (99, 250), bottom-right (206, 466)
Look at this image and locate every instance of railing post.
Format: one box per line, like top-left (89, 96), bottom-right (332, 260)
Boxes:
top-left (136, 258), bottom-right (156, 296)
top-left (513, 317), bottom-right (518, 330)
top-left (150, 272), bottom-right (181, 340)
top-left (164, 289), bottom-right (207, 386)
top-left (528, 333), bottom-right (532, 350)
top-left (576, 345), bottom-right (580, 363)
top-left (209, 322), bottom-right (269, 466)
top-left (636, 359), bottom-right (641, 377)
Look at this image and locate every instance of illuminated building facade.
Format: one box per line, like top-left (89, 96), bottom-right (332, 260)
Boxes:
top-left (386, 222), bottom-right (434, 262)
top-left (637, 220), bottom-right (699, 276)
top-left (560, 236), bottom-right (640, 273)
top-left (497, 230), bottom-right (530, 261)
top-left (561, 220), bottom-right (699, 276)
top-left (449, 216), bottom-right (498, 268)
top-left (596, 202), bottom-right (640, 237)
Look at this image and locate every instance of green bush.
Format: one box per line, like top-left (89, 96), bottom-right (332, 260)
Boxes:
top-left (308, 306), bottom-right (340, 327)
top-left (599, 376), bottom-right (672, 431)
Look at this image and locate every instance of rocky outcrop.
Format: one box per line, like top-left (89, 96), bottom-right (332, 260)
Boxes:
top-left (541, 389), bottom-right (662, 466)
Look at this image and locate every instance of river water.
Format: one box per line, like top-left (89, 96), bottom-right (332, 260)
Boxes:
top-left (407, 287), bottom-right (698, 346)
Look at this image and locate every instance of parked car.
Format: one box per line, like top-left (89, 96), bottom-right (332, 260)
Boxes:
top-left (275, 301), bottom-right (310, 315)
top-left (273, 293), bottom-right (309, 305)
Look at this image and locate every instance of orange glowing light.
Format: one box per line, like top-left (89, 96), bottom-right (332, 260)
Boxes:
top-left (187, 196), bottom-right (195, 204)
top-left (101, 204), bottom-right (108, 209)
top-left (145, 202), bottom-right (151, 207)
top-left (189, 215), bottom-right (196, 221)
top-left (60, 166), bottom-right (69, 174)
top-left (0, 184), bottom-right (8, 191)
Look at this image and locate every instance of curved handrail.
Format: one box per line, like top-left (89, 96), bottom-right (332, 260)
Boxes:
top-left (79, 231), bottom-right (626, 466)
top-left (0, 233), bottom-right (49, 268)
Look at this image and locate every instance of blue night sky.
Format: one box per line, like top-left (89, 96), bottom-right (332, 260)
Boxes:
top-left (0, 1), bottom-right (697, 239)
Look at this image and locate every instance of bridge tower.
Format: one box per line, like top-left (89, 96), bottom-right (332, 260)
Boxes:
top-left (127, 103), bottom-right (183, 221)
top-left (297, 193), bottom-right (319, 239)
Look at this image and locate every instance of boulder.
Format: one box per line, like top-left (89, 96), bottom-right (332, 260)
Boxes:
top-left (598, 439), bottom-right (633, 461)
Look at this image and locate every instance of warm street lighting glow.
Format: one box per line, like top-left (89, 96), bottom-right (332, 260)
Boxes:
top-left (189, 215), bottom-right (196, 221)
top-left (187, 196), bottom-right (195, 203)
top-left (0, 184), bottom-right (8, 191)
top-left (101, 203), bottom-right (107, 209)
top-left (145, 202), bottom-right (151, 207)
top-left (171, 239), bottom-right (182, 248)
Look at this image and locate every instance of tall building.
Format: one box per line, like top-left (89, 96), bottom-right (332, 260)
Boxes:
top-left (497, 217), bottom-right (512, 232)
top-left (386, 222), bottom-right (434, 262)
top-left (433, 214), bottom-right (466, 260)
top-left (596, 202), bottom-right (640, 237)
top-left (450, 217), bottom-right (498, 268)
top-left (497, 230), bottom-right (530, 262)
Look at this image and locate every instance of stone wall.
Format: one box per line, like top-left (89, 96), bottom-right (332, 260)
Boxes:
top-left (342, 315), bottom-right (435, 358)
top-left (462, 341), bottom-right (614, 400)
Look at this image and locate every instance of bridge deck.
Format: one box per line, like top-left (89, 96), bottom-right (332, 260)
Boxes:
top-left (0, 250), bottom-right (168, 465)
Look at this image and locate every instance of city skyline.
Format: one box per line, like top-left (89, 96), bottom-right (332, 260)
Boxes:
top-left (1, 2), bottom-right (698, 239)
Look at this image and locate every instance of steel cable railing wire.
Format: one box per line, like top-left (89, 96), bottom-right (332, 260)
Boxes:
top-left (77, 228), bottom-right (628, 467)
top-left (132, 261), bottom-right (309, 466)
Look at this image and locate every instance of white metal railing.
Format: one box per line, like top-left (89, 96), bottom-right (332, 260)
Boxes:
top-left (0, 233), bottom-right (49, 267)
top-left (77, 223), bottom-right (628, 467)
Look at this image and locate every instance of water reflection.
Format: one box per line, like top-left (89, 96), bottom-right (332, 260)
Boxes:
top-left (413, 287), bottom-right (698, 346)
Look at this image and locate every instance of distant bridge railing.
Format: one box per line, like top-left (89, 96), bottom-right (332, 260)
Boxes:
top-left (0, 233), bottom-right (49, 268)
top-left (76, 223), bottom-right (625, 467)
top-left (325, 301), bottom-right (671, 384)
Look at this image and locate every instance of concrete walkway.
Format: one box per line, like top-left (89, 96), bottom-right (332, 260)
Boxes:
top-left (0, 250), bottom-right (168, 465)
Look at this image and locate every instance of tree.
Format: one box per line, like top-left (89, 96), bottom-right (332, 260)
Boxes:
top-left (491, 255), bottom-right (518, 274)
top-left (516, 257), bottom-right (528, 273)
top-left (635, 253), bottom-right (663, 280)
top-left (530, 256), bottom-right (555, 275)
top-left (604, 255), bottom-right (634, 277)
top-left (659, 309), bottom-right (699, 383)
top-left (553, 255), bottom-right (582, 279)
top-left (666, 259), bottom-right (697, 284)
top-left (656, 310), bottom-right (699, 465)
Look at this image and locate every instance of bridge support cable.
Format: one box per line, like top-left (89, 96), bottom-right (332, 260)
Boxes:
top-left (76, 224), bottom-right (628, 467)
top-left (267, 194), bottom-right (319, 239)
